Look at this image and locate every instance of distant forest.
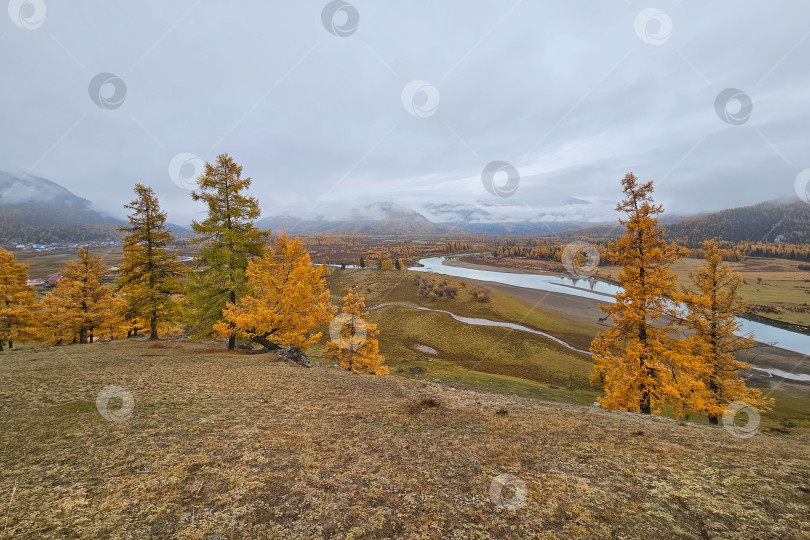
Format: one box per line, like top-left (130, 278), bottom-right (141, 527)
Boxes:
top-left (2, 200), bottom-right (809, 260)
top-left (0, 207), bottom-right (122, 244)
top-left (664, 201), bottom-right (810, 246)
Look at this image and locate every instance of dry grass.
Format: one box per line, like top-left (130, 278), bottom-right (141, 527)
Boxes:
top-left (596, 257), bottom-right (810, 327)
top-left (1, 340), bottom-right (809, 539)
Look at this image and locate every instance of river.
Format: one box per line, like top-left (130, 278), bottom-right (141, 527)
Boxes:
top-left (411, 256), bottom-right (810, 357)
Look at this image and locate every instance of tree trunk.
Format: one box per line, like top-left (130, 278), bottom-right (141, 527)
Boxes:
top-left (708, 415), bottom-right (719, 425)
top-left (250, 333), bottom-right (281, 351)
top-left (227, 290), bottom-right (237, 350)
top-left (640, 389), bottom-right (651, 415)
top-left (150, 317), bottom-right (158, 340)
top-left (7, 339), bottom-right (11, 350)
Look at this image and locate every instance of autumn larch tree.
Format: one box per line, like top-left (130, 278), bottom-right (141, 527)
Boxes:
top-left (118, 184), bottom-right (185, 340)
top-left (39, 293), bottom-right (72, 346)
top-left (323, 285), bottom-right (388, 375)
top-left (214, 232), bottom-right (335, 351)
top-left (99, 293), bottom-right (128, 341)
top-left (0, 249), bottom-right (39, 350)
top-left (683, 240), bottom-right (772, 423)
top-left (590, 173), bottom-right (698, 415)
top-left (188, 154), bottom-right (269, 349)
top-left (41, 248), bottom-right (112, 344)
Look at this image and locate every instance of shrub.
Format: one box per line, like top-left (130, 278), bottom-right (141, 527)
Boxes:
top-left (435, 283), bottom-right (457, 299)
top-left (470, 286), bottom-right (491, 302)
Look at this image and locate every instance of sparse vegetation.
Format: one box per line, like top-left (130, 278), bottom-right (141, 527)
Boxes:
top-left (470, 285), bottom-right (491, 302)
top-left (0, 340), bottom-right (808, 538)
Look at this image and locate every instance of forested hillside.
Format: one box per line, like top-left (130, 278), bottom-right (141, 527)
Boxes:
top-left (555, 200), bottom-right (809, 249)
top-left (0, 171), bottom-right (123, 243)
top-left (665, 201), bottom-right (810, 246)
top-left (0, 207), bottom-right (122, 244)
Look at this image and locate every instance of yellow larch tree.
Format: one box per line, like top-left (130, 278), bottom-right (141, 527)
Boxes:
top-left (0, 249), bottom-right (39, 350)
top-left (682, 240), bottom-right (772, 423)
top-left (215, 233), bottom-right (336, 351)
top-left (323, 286), bottom-right (388, 375)
top-left (118, 184), bottom-right (185, 340)
top-left (98, 293), bottom-right (129, 341)
top-left (590, 173), bottom-right (701, 415)
top-left (41, 248), bottom-right (112, 345)
top-left (38, 292), bottom-right (74, 346)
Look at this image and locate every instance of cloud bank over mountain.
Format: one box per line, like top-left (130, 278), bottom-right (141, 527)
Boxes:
top-left (2, 2), bottom-right (808, 224)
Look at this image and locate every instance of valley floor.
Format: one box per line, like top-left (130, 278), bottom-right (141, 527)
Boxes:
top-left (445, 257), bottom-right (810, 389)
top-left (1, 341), bottom-right (809, 539)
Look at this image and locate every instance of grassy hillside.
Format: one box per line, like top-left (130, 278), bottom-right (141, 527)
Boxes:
top-left (324, 268), bottom-right (810, 428)
top-left (325, 268), bottom-right (602, 402)
top-left (0, 340), bottom-right (808, 538)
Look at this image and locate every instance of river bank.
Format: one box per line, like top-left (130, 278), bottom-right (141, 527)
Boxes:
top-left (451, 254), bottom-right (810, 336)
top-left (435, 257), bottom-right (809, 387)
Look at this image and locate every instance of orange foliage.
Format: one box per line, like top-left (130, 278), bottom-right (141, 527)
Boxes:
top-left (0, 249), bottom-right (38, 349)
top-left (214, 233), bottom-right (335, 351)
top-left (323, 286), bottom-right (388, 375)
top-left (590, 174), bottom-right (699, 416)
top-left (682, 240), bottom-right (772, 421)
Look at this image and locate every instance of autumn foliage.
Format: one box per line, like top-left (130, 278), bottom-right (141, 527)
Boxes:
top-left (591, 174), bottom-right (766, 419)
top-left (118, 185), bottom-right (184, 339)
top-left (215, 233), bottom-right (335, 351)
top-left (41, 248), bottom-right (113, 345)
top-left (323, 286), bottom-right (388, 375)
top-left (591, 174), bottom-right (697, 415)
top-left (0, 249), bottom-right (38, 350)
top-left (682, 240), bottom-right (772, 422)
top-left (188, 154), bottom-right (269, 349)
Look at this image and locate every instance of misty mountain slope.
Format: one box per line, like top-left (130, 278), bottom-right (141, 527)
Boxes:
top-left (256, 202), bottom-right (594, 236)
top-left (0, 170), bottom-right (93, 210)
top-left (0, 171), bottom-right (122, 243)
top-left (256, 203), bottom-right (463, 235)
top-left (663, 200), bottom-right (810, 245)
top-left (552, 200), bottom-right (809, 245)
top-left (0, 171), bottom-right (195, 243)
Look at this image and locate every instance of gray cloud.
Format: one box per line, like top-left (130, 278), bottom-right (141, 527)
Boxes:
top-left (1, 0), bottom-right (808, 224)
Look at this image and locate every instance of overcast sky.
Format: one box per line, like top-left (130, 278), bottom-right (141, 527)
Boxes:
top-left (1, 1), bottom-right (809, 224)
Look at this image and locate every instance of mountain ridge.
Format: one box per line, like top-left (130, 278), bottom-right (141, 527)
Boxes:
top-left (0, 171), bottom-right (191, 243)
top-left (2, 171), bottom-right (807, 244)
